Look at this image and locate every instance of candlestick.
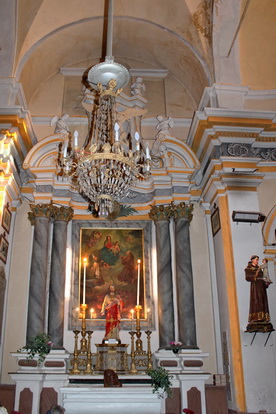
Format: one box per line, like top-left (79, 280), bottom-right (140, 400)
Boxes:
top-left (136, 259), bottom-right (141, 306)
top-left (82, 258), bottom-right (87, 305)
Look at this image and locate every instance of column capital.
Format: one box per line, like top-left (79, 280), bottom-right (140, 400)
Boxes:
top-left (28, 202), bottom-right (55, 225)
top-left (170, 202), bottom-right (194, 223)
top-left (52, 206), bottom-right (74, 222)
top-left (149, 205), bottom-right (171, 222)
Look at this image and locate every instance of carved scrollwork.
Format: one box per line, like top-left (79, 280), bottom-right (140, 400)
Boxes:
top-left (227, 143), bottom-right (249, 157)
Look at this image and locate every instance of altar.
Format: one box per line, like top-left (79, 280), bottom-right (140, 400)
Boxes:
top-left (60, 384), bottom-right (164, 414)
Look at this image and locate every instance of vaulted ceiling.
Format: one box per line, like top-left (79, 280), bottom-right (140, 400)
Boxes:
top-left (7, 0), bottom-right (276, 119)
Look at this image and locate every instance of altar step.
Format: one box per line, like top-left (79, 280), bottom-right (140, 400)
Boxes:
top-left (60, 386), bottom-right (165, 414)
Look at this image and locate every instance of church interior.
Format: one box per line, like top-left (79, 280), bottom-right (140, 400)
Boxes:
top-left (0, 0), bottom-right (276, 413)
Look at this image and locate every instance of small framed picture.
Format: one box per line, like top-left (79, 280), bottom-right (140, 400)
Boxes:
top-left (0, 234), bottom-right (9, 264)
top-left (211, 206), bottom-right (221, 236)
top-left (2, 203), bottom-right (11, 234)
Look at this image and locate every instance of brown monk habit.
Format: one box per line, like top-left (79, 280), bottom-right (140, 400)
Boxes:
top-left (245, 258), bottom-right (274, 333)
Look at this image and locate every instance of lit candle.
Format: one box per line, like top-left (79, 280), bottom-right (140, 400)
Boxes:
top-left (114, 122), bottom-right (120, 142)
top-left (137, 259), bottom-right (141, 306)
top-left (82, 258), bottom-right (87, 305)
top-left (90, 308), bottom-right (94, 319)
top-left (74, 130), bottom-right (79, 147)
top-left (134, 132), bottom-right (140, 151)
top-left (131, 309), bottom-right (134, 331)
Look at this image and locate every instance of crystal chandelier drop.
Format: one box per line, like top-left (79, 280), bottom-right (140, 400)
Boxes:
top-left (59, 0), bottom-right (151, 218)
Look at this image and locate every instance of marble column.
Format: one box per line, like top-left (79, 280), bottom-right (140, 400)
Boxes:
top-left (27, 203), bottom-right (54, 344)
top-left (172, 202), bottom-right (197, 348)
top-left (48, 206), bottom-right (74, 348)
top-left (149, 205), bottom-right (175, 348)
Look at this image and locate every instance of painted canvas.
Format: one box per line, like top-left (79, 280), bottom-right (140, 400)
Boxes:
top-left (79, 227), bottom-right (145, 320)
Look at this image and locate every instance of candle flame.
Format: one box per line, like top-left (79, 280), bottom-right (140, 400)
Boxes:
top-left (137, 259), bottom-right (141, 264)
top-left (83, 257), bottom-right (87, 264)
top-left (130, 309), bottom-right (134, 318)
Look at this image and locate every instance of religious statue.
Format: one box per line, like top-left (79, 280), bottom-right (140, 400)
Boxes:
top-left (131, 76), bottom-right (146, 96)
top-left (101, 285), bottom-right (123, 342)
top-left (245, 255), bottom-right (274, 333)
top-left (50, 114), bottom-right (70, 135)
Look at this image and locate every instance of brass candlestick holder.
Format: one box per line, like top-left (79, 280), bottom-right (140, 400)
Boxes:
top-left (134, 305), bottom-right (144, 354)
top-left (129, 331), bottom-right (138, 374)
top-left (80, 303), bottom-right (88, 354)
top-left (69, 303), bottom-right (94, 374)
top-left (128, 305), bottom-right (152, 373)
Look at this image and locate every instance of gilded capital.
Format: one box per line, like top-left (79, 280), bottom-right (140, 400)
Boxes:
top-left (170, 201), bottom-right (193, 222)
top-left (52, 206), bottom-right (74, 222)
top-left (149, 204), bottom-right (171, 222)
top-left (28, 203), bottom-right (55, 225)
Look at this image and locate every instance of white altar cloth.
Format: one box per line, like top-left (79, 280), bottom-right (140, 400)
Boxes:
top-left (60, 386), bottom-right (164, 414)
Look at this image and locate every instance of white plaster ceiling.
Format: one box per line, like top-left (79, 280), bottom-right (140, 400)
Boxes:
top-left (15, 0), bottom-right (214, 110)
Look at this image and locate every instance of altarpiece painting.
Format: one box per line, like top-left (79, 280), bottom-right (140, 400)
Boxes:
top-left (70, 220), bottom-right (153, 331)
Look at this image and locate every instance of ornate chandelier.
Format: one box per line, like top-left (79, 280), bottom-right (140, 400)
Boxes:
top-left (58, 0), bottom-right (151, 218)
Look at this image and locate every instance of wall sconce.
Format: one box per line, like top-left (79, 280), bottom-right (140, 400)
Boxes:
top-left (232, 211), bottom-right (266, 223)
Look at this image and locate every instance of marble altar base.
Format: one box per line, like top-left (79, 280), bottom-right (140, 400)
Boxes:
top-left (60, 386), bottom-right (164, 414)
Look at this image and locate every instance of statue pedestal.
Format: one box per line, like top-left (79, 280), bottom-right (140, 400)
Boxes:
top-left (95, 343), bottom-right (129, 373)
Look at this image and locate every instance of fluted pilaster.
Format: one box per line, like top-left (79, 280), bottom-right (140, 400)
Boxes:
top-left (149, 205), bottom-right (175, 347)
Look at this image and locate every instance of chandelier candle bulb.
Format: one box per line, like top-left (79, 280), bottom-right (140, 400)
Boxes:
top-left (146, 142), bottom-right (150, 159)
top-left (74, 130), bottom-right (79, 147)
top-left (135, 132), bottom-right (140, 151)
top-left (114, 122), bottom-right (119, 142)
top-left (82, 258), bottom-right (87, 305)
top-left (137, 259), bottom-right (141, 306)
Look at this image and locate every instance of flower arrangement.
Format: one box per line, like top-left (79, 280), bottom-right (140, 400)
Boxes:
top-left (147, 366), bottom-right (173, 399)
top-left (169, 341), bottom-right (182, 353)
top-left (18, 332), bottom-right (53, 365)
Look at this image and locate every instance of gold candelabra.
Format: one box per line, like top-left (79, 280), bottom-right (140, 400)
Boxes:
top-left (128, 305), bottom-right (152, 373)
top-left (70, 303), bottom-right (152, 375)
top-left (69, 303), bottom-right (94, 374)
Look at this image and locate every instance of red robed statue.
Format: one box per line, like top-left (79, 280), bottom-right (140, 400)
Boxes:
top-left (101, 285), bottom-right (123, 342)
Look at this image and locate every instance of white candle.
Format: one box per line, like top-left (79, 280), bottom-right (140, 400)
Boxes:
top-left (82, 258), bottom-right (87, 305)
top-left (147, 307), bottom-right (150, 331)
top-left (146, 142), bottom-right (150, 159)
top-left (131, 309), bottom-right (134, 331)
top-left (63, 143), bottom-right (68, 157)
top-left (74, 130), bottom-right (79, 147)
top-left (137, 259), bottom-right (141, 306)
top-left (114, 122), bottom-right (120, 142)
top-left (134, 132), bottom-right (140, 151)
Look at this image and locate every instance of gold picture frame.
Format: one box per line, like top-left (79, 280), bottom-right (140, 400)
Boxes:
top-left (2, 203), bottom-right (11, 234)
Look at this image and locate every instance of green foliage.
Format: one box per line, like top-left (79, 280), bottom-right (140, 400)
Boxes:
top-left (147, 366), bottom-right (173, 399)
top-left (18, 333), bottom-right (53, 365)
